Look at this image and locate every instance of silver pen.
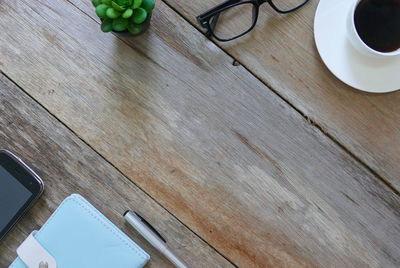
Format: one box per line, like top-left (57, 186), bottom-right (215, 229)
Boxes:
top-left (124, 211), bottom-right (190, 268)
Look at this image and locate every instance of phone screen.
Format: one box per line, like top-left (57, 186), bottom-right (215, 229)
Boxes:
top-left (0, 166), bottom-right (33, 231)
top-left (0, 151), bottom-right (43, 240)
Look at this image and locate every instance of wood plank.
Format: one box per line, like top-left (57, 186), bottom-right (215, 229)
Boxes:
top-left (160, 0), bottom-right (400, 191)
top-left (0, 74), bottom-right (233, 267)
top-left (1, 0), bottom-right (400, 267)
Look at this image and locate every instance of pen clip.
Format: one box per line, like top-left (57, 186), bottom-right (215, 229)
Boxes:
top-left (132, 211), bottom-right (167, 243)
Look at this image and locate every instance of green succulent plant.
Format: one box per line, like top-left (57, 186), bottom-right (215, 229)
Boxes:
top-left (92, 0), bottom-right (155, 34)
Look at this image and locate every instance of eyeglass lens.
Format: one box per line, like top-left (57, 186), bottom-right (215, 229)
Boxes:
top-left (211, 3), bottom-right (255, 40)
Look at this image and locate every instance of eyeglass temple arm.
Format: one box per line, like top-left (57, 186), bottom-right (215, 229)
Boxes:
top-left (197, 0), bottom-right (242, 21)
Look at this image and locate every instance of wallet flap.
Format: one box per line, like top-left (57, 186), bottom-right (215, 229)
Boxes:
top-left (17, 231), bottom-right (57, 268)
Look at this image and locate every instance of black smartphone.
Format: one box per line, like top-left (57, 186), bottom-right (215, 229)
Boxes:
top-left (0, 150), bottom-right (44, 240)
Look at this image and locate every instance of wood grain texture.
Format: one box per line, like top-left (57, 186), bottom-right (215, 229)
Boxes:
top-left (0, 0), bottom-right (400, 267)
top-left (161, 0), bottom-right (400, 191)
top-left (0, 74), bottom-right (233, 267)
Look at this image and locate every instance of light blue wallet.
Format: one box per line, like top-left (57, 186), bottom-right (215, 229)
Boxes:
top-left (9, 194), bottom-right (150, 268)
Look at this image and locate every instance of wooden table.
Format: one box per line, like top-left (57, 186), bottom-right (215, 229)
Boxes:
top-left (0, 0), bottom-right (399, 267)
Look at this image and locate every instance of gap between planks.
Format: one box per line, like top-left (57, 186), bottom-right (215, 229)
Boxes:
top-left (0, 70), bottom-right (238, 268)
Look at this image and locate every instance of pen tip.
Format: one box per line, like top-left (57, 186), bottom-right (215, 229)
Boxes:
top-left (123, 210), bottom-right (130, 217)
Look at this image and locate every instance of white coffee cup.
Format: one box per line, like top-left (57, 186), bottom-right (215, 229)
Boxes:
top-left (347, 0), bottom-right (400, 57)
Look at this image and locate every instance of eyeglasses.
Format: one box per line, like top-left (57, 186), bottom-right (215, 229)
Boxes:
top-left (197, 0), bottom-right (310, 42)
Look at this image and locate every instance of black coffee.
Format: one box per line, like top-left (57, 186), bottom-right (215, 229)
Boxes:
top-left (354, 0), bottom-right (400, 52)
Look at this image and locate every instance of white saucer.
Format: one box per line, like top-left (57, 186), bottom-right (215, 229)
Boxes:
top-left (314, 0), bottom-right (400, 93)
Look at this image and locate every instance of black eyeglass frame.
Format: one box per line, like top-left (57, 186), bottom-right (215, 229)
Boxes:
top-left (197, 0), bottom-right (310, 42)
